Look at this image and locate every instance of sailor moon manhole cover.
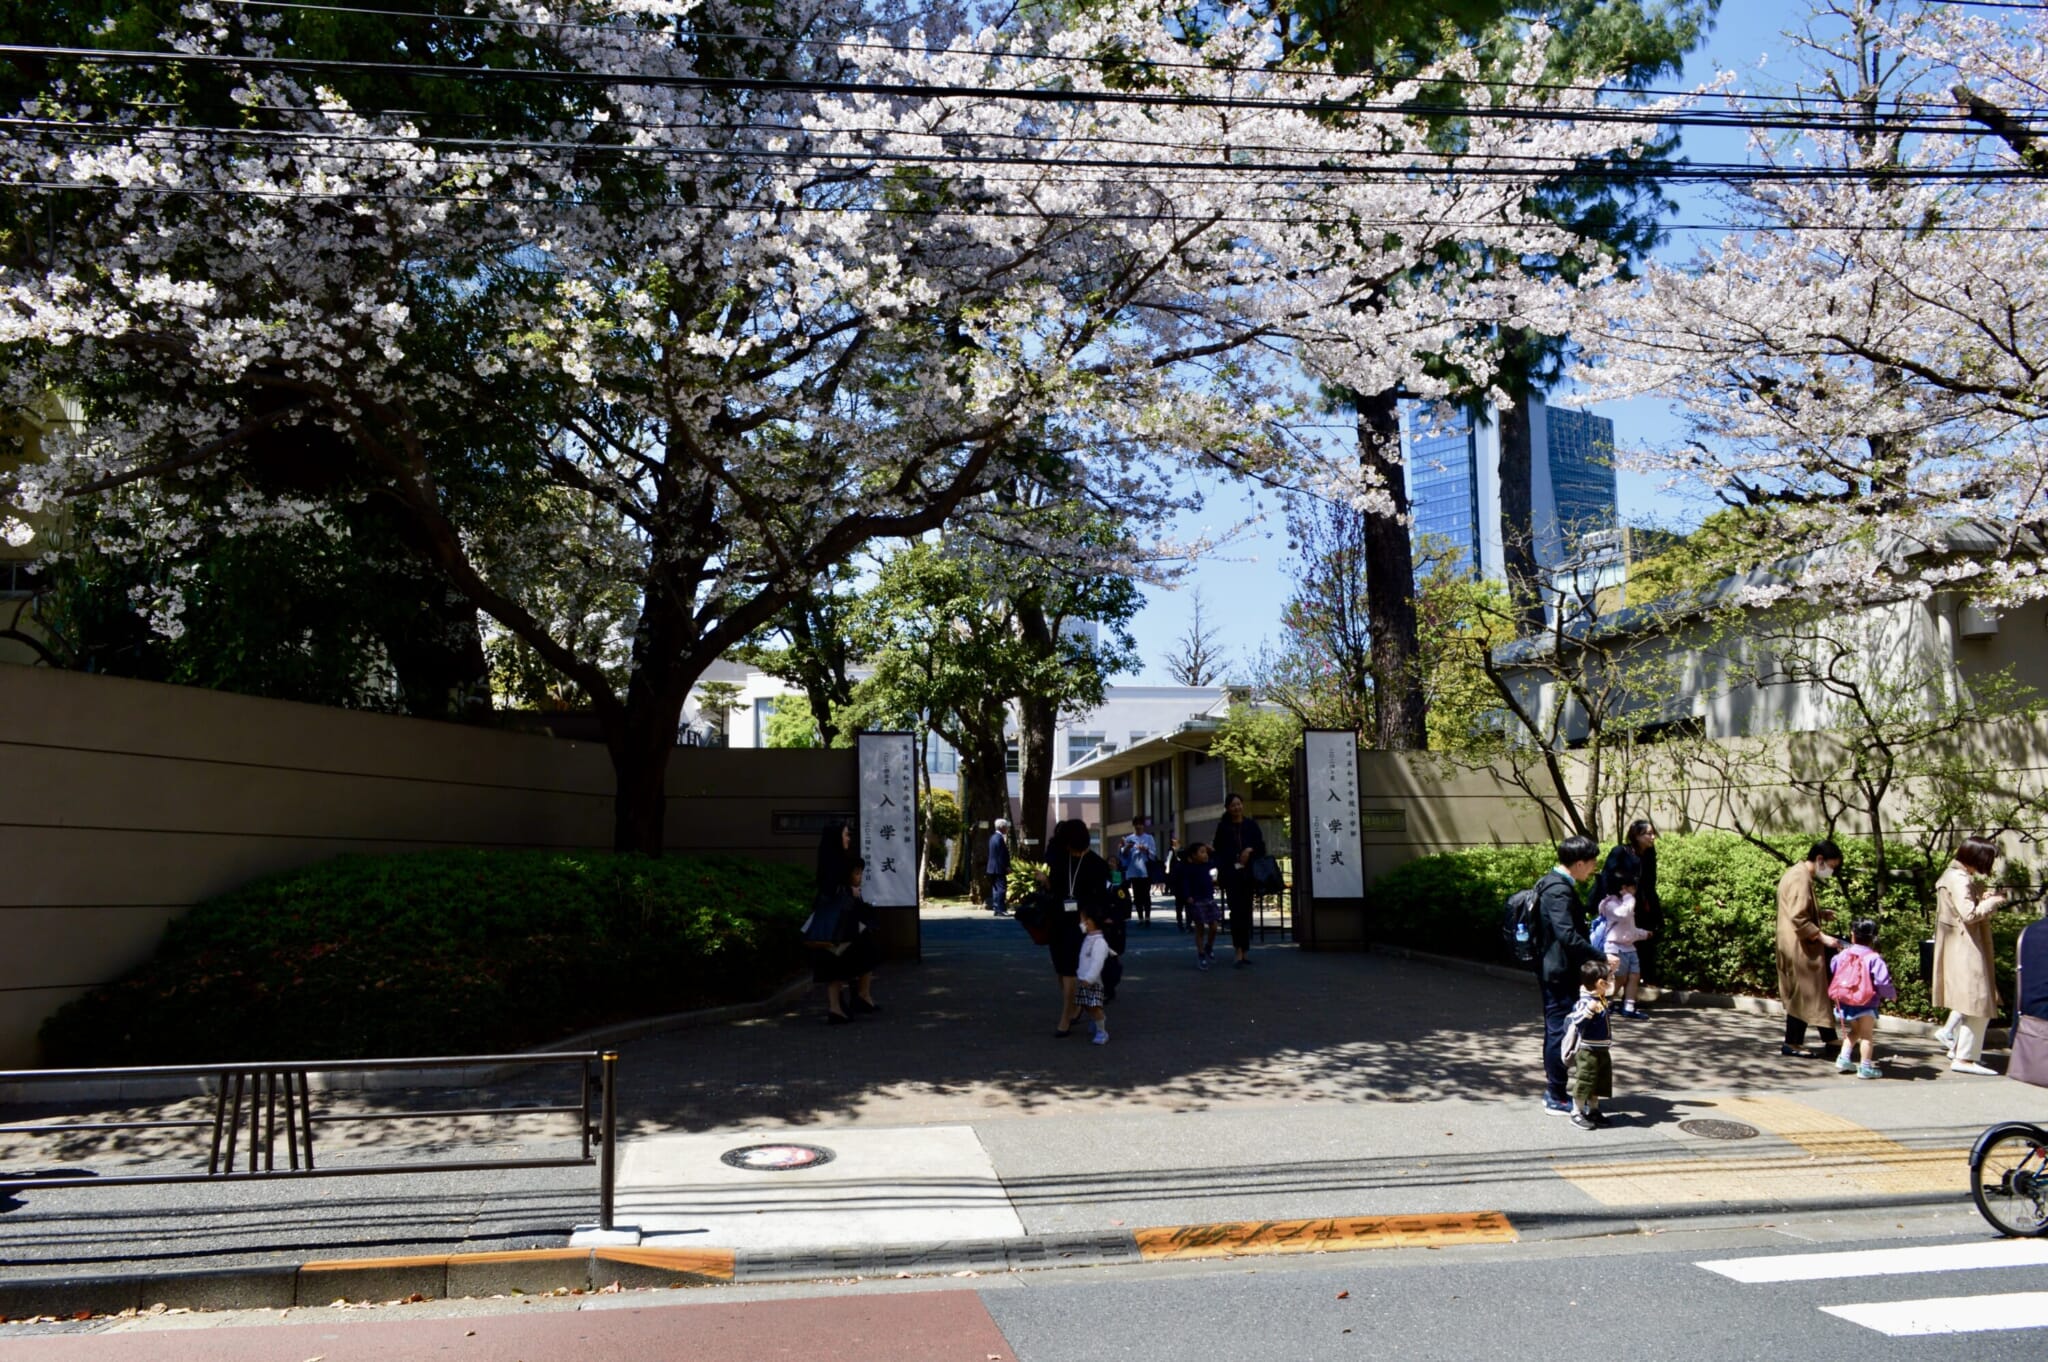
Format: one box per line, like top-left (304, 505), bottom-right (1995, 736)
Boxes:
top-left (1678, 1119), bottom-right (1761, 1140)
top-left (720, 1143), bottom-right (837, 1171)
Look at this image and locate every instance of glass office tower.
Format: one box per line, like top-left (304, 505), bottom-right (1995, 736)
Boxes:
top-left (1402, 397), bottom-right (1617, 579)
top-left (1406, 404), bottom-right (1483, 574)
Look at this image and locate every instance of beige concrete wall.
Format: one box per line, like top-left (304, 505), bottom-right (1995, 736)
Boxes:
top-left (0, 665), bottom-right (855, 1065)
top-left (1355, 714), bottom-right (2048, 886)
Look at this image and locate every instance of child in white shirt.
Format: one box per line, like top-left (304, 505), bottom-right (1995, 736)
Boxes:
top-left (1074, 903), bottom-right (1117, 1045)
top-left (1595, 869), bottom-right (1652, 1021)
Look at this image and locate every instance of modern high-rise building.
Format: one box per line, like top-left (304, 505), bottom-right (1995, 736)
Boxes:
top-left (1402, 396), bottom-right (1619, 581)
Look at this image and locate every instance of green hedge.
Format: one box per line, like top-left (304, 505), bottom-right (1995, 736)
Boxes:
top-left (1366, 833), bottom-right (2028, 1019)
top-left (41, 849), bottom-right (815, 1064)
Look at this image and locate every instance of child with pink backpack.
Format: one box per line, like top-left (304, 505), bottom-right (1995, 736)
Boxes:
top-left (1828, 918), bottom-right (1899, 1079)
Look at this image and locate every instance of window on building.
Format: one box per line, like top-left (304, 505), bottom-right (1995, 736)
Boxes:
top-left (1067, 733), bottom-right (1105, 766)
top-left (1004, 738), bottom-right (1019, 774)
top-left (927, 738), bottom-right (959, 776)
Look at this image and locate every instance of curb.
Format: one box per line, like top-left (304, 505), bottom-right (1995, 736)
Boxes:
top-left (0, 978), bottom-right (815, 1106)
top-left (0, 1213), bottom-right (1516, 1319)
top-left (1371, 944), bottom-right (2011, 1047)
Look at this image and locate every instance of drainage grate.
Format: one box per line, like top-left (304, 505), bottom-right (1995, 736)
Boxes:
top-left (721, 1143), bottom-right (836, 1171)
top-left (1678, 1119), bottom-right (1761, 1141)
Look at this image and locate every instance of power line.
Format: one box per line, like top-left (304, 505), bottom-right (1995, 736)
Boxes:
top-left (197, 0), bottom-right (2048, 117)
top-left (4, 40), bottom-right (2039, 138)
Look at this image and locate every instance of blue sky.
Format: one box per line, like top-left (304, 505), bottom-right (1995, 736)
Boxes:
top-left (1121, 3), bottom-right (1794, 683)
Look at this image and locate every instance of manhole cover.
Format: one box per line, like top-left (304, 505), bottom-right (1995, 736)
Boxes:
top-left (720, 1143), bottom-right (836, 1171)
top-left (1678, 1119), bottom-right (1761, 1141)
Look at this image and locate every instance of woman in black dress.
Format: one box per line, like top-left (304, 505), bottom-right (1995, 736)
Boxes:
top-left (813, 820), bottom-right (879, 1018)
top-left (1212, 792), bottom-right (1266, 968)
top-left (1042, 818), bottom-right (1114, 1037)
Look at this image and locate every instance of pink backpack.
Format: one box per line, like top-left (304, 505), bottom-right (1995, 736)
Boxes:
top-left (1828, 947), bottom-right (1877, 1007)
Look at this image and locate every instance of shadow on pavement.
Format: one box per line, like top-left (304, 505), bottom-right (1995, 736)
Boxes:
top-left (607, 916), bottom-right (1957, 1132)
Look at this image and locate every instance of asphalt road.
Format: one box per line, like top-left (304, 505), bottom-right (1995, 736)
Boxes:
top-left (3, 1212), bottom-right (2044, 1361)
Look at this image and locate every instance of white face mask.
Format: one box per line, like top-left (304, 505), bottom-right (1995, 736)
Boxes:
top-left (1815, 863), bottom-right (1835, 880)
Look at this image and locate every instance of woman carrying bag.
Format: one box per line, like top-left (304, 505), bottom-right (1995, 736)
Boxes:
top-left (1935, 836), bottom-right (2009, 1075)
top-left (1042, 818), bottom-right (1114, 1038)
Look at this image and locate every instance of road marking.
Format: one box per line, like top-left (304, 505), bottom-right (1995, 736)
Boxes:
top-left (1555, 1096), bottom-right (1968, 1207)
top-left (1132, 1211), bottom-right (1516, 1261)
top-left (1716, 1095), bottom-right (1965, 1195)
top-left (1700, 1239), bottom-right (2048, 1283)
top-left (1821, 1291), bottom-right (2048, 1336)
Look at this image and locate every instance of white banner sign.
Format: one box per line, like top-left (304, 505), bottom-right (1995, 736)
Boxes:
top-left (1303, 730), bottom-right (1364, 900)
top-left (856, 732), bottom-right (919, 908)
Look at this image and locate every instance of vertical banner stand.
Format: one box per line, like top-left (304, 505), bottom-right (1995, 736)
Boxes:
top-left (1291, 730), bottom-right (1367, 951)
top-left (856, 731), bottom-right (922, 962)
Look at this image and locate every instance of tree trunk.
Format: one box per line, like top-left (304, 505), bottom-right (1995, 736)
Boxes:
top-left (1495, 397), bottom-right (1544, 632)
top-left (381, 578), bottom-right (492, 722)
top-left (1013, 597), bottom-right (1058, 852)
top-left (1357, 390), bottom-right (1428, 750)
top-left (608, 577), bottom-right (695, 854)
top-left (957, 727), bottom-right (1011, 903)
top-left (609, 724), bottom-right (671, 854)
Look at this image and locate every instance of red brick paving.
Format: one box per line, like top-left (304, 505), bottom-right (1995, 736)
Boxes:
top-left (0, 1290), bottom-right (1017, 1362)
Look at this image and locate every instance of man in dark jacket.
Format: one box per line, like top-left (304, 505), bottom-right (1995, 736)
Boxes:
top-left (987, 819), bottom-right (1013, 916)
top-left (1537, 835), bottom-right (1605, 1114)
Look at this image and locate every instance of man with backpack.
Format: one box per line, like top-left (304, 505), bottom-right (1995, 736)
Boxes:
top-left (1529, 835), bottom-right (1606, 1115)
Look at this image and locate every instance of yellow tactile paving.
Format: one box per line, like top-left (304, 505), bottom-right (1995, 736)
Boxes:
top-left (1556, 1095), bottom-right (1970, 1206)
top-left (301, 1248), bottom-right (589, 1272)
top-left (592, 1246), bottom-right (736, 1280)
top-left (1133, 1211), bottom-right (1517, 1261)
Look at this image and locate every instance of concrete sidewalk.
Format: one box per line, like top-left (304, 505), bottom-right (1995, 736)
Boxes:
top-left (3, 910), bottom-right (2044, 1309)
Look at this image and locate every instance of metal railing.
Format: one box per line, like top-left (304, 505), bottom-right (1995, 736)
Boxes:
top-left (0, 1050), bottom-right (619, 1231)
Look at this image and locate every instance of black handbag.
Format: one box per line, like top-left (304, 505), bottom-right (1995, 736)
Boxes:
top-left (1249, 854), bottom-right (1284, 893)
top-left (1013, 889), bottom-right (1051, 945)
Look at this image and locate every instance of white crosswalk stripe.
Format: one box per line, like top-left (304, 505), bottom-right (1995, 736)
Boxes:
top-left (1697, 1239), bottom-right (2048, 1338)
top-left (1699, 1240), bottom-right (2048, 1283)
top-left (1821, 1291), bottom-right (2048, 1337)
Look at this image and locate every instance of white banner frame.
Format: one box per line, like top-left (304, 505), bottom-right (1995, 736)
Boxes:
top-left (1302, 730), bottom-right (1364, 900)
top-left (856, 732), bottom-right (919, 908)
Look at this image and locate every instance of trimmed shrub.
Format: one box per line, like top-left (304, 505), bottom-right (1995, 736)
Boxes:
top-left (1366, 844), bottom-right (1554, 960)
top-left (1366, 833), bottom-right (2026, 1019)
top-left (40, 849), bottom-right (814, 1064)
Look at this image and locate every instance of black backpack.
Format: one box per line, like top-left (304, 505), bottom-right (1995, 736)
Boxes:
top-left (1502, 885), bottom-right (1541, 965)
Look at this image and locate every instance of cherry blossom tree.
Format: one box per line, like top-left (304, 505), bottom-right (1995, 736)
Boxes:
top-left (1578, 0), bottom-right (2048, 609)
top-left (0, 0), bottom-right (1676, 850)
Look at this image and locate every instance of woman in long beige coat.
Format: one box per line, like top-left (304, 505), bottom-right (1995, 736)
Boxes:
top-left (1933, 836), bottom-right (2007, 1075)
top-left (1776, 841), bottom-right (1845, 1057)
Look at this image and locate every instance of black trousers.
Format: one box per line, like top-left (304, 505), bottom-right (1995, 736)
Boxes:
top-left (1226, 879), bottom-right (1254, 953)
top-left (1130, 877), bottom-right (1152, 921)
top-left (1785, 1016), bottom-right (1839, 1050)
top-left (1540, 976), bottom-right (1576, 1103)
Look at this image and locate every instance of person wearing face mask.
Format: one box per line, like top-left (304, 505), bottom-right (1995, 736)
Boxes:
top-left (1775, 840), bottom-right (1845, 1058)
top-left (1933, 836), bottom-right (2009, 1075)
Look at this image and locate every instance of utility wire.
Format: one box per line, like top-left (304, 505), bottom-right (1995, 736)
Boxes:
top-left (197, 0), bottom-right (2048, 115)
top-left (4, 41), bottom-right (2040, 138)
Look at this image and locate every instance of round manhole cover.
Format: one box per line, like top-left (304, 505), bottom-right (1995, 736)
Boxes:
top-left (1678, 1119), bottom-right (1761, 1141)
top-left (720, 1143), bottom-right (836, 1171)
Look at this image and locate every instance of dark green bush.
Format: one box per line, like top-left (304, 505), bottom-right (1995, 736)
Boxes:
top-left (1366, 833), bottom-right (2027, 1019)
top-left (1365, 844), bottom-right (1554, 959)
top-left (40, 850), bottom-right (814, 1063)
